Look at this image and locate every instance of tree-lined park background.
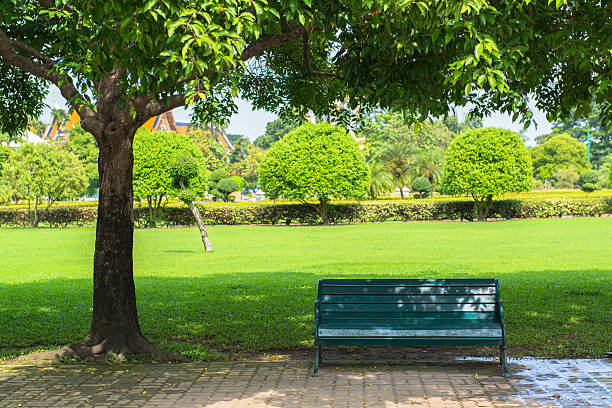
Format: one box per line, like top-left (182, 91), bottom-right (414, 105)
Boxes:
top-left (2, 106), bottom-right (611, 226)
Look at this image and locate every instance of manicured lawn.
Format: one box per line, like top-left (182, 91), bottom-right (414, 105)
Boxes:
top-left (1, 217), bottom-right (610, 360)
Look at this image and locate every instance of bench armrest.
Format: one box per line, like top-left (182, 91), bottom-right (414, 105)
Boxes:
top-left (314, 299), bottom-right (320, 340)
top-left (497, 299), bottom-right (507, 345)
top-left (496, 299), bottom-right (505, 319)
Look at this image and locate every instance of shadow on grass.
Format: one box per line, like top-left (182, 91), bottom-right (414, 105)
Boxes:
top-left (0, 269), bottom-right (610, 361)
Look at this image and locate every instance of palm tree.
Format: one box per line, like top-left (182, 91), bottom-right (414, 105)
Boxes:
top-left (368, 160), bottom-right (395, 199)
top-left (413, 149), bottom-right (444, 198)
top-left (378, 142), bottom-right (414, 199)
top-left (51, 108), bottom-right (69, 128)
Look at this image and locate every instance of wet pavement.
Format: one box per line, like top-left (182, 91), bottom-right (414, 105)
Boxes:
top-left (508, 357), bottom-right (612, 407)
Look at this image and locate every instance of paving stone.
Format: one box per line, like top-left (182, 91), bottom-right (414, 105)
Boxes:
top-left (0, 360), bottom-right (609, 407)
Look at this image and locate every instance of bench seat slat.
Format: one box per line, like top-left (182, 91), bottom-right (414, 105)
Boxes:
top-left (319, 321), bottom-right (501, 330)
top-left (318, 328), bottom-right (502, 338)
top-left (321, 303), bottom-right (496, 312)
top-left (318, 338), bottom-right (503, 346)
top-left (321, 294), bottom-right (496, 304)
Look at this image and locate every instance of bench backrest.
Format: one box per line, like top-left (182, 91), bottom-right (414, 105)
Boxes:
top-left (317, 279), bottom-right (501, 324)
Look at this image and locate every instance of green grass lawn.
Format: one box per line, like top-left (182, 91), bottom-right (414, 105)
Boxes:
top-left (1, 217), bottom-right (611, 361)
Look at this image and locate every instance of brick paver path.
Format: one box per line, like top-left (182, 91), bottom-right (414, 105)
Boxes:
top-left (0, 361), bottom-right (545, 408)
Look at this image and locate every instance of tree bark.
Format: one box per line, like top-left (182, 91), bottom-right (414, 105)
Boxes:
top-left (179, 181), bottom-right (212, 252)
top-left (147, 197), bottom-right (155, 227)
top-left (67, 119), bottom-right (182, 361)
top-left (475, 195), bottom-right (493, 221)
top-left (318, 197), bottom-right (329, 225)
top-left (85, 122), bottom-right (144, 353)
top-left (32, 196), bottom-right (39, 228)
top-left (188, 201), bottom-right (212, 251)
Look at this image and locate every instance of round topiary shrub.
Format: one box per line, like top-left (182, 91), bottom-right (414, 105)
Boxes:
top-left (214, 177), bottom-right (240, 201)
top-left (411, 176), bottom-right (431, 198)
top-left (581, 182), bottom-right (597, 193)
top-left (578, 170), bottom-right (599, 187)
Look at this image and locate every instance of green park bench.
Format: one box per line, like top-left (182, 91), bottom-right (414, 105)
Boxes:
top-left (313, 278), bottom-right (508, 376)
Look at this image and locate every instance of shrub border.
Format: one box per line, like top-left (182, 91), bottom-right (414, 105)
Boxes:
top-left (1, 197), bottom-right (611, 227)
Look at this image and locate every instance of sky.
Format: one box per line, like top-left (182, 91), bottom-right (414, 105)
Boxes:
top-left (41, 88), bottom-right (552, 146)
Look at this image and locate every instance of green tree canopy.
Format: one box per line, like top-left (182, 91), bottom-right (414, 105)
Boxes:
top-left (443, 128), bottom-right (533, 220)
top-left (531, 133), bottom-right (588, 180)
top-left (186, 128), bottom-right (228, 172)
top-left (1, 143), bottom-right (86, 225)
top-left (413, 149), bottom-right (444, 198)
top-left (213, 177), bottom-right (241, 202)
top-left (547, 104), bottom-right (612, 169)
top-left (259, 122), bottom-right (368, 224)
top-left (411, 176), bottom-right (431, 199)
top-left (133, 130), bottom-right (208, 226)
top-left (0, 63), bottom-right (47, 139)
top-left (254, 118), bottom-right (301, 150)
top-left (359, 113), bottom-right (455, 159)
top-left (367, 160), bottom-right (395, 200)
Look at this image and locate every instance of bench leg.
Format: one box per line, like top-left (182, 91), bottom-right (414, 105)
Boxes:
top-left (500, 345), bottom-right (508, 375)
top-left (313, 344), bottom-right (320, 377)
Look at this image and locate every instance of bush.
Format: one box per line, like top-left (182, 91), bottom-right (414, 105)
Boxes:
top-left (581, 183), bottom-right (597, 193)
top-left (214, 177), bottom-right (240, 202)
top-left (444, 128), bottom-right (532, 220)
top-left (2, 197), bottom-right (612, 227)
top-left (578, 170), bottom-right (599, 187)
top-left (411, 177), bottom-right (431, 198)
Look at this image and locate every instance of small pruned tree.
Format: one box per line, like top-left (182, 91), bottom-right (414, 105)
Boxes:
top-left (133, 130), bottom-right (208, 227)
top-left (213, 177), bottom-right (240, 202)
top-left (443, 128), bottom-right (533, 221)
top-left (411, 177), bottom-right (431, 199)
top-left (259, 123), bottom-right (368, 224)
top-left (169, 155), bottom-right (212, 251)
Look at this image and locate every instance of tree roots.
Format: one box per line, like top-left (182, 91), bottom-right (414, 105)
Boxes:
top-left (22, 335), bottom-right (187, 364)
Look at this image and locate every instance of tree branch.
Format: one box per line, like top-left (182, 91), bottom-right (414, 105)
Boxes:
top-left (9, 39), bottom-right (55, 67)
top-left (37, 0), bottom-right (55, 8)
top-left (144, 94), bottom-right (191, 119)
top-left (0, 28), bottom-right (94, 118)
top-left (240, 25), bottom-right (307, 61)
top-left (300, 28), bottom-right (344, 80)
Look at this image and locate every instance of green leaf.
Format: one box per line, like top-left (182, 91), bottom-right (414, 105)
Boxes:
top-left (475, 43), bottom-right (483, 61)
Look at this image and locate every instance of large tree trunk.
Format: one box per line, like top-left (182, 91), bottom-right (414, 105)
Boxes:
top-left (66, 120), bottom-right (181, 361)
top-left (86, 123), bottom-right (143, 354)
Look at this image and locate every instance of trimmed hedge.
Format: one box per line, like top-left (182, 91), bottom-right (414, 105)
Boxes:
top-left (1, 197), bottom-right (611, 227)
